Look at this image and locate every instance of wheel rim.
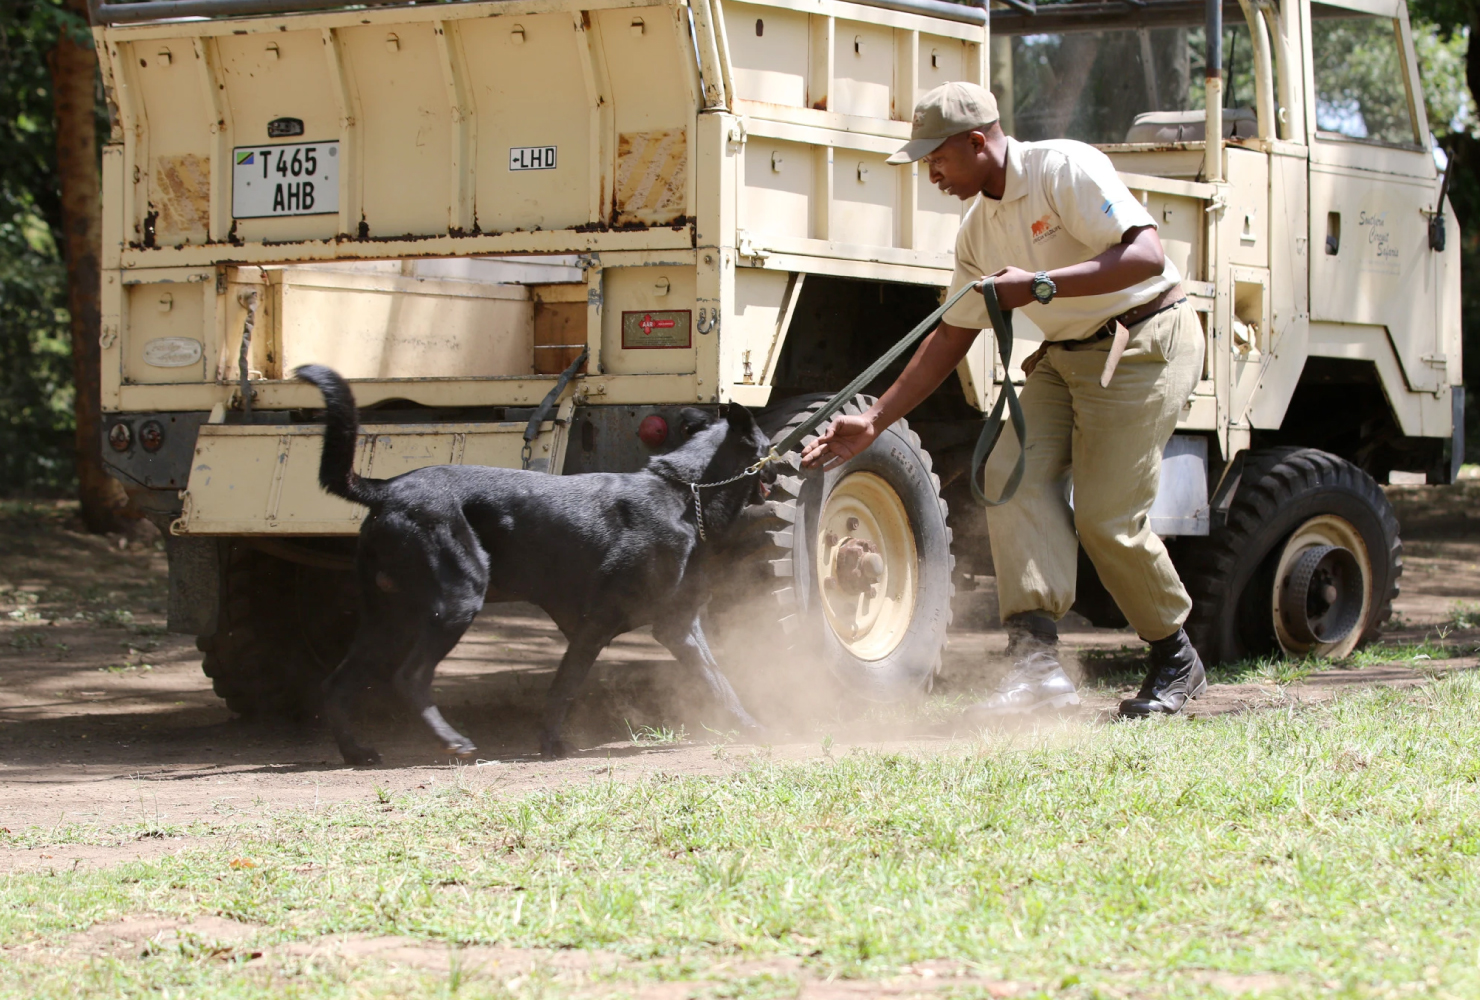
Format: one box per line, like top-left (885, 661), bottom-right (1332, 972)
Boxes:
top-left (816, 472), bottom-right (917, 661)
top-left (1270, 515), bottom-right (1372, 658)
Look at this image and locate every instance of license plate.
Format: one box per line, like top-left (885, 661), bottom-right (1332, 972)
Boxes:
top-left (232, 141), bottom-right (339, 219)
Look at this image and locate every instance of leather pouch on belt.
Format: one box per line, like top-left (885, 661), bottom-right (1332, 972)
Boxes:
top-left (1100, 321), bottom-right (1130, 388)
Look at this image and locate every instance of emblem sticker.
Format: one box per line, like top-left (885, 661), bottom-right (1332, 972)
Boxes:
top-left (621, 310), bottom-right (692, 349)
top-left (142, 336), bottom-right (204, 368)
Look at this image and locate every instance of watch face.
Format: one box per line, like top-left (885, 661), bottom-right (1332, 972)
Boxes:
top-left (1033, 279), bottom-right (1053, 303)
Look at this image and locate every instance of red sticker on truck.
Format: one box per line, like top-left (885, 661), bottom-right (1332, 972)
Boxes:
top-left (621, 310), bottom-right (692, 349)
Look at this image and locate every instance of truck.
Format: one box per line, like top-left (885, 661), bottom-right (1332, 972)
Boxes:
top-left (87, 0), bottom-right (1461, 718)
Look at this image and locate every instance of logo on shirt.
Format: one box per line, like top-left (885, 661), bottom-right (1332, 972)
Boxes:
top-left (1030, 213), bottom-right (1061, 244)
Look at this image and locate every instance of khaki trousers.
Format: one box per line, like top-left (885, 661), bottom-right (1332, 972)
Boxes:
top-left (980, 301), bottom-right (1205, 641)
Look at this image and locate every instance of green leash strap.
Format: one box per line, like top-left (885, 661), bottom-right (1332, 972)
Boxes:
top-left (967, 280), bottom-right (1027, 508)
top-left (767, 277), bottom-right (1027, 509)
top-left (767, 279), bottom-right (981, 458)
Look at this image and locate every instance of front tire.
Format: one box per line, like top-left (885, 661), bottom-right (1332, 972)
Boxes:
top-left (712, 395), bottom-right (953, 703)
top-left (1179, 448), bottom-right (1401, 665)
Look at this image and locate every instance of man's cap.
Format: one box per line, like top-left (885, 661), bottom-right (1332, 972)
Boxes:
top-left (886, 81), bottom-right (1000, 164)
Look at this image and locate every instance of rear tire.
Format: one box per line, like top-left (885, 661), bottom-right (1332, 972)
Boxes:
top-left (198, 542), bottom-right (359, 719)
top-left (710, 395), bottom-right (953, 707)
top-left (1178, 448), bottom-right (1401, 665)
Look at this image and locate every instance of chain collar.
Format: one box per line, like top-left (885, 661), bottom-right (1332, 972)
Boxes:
top-left (661, 449), bottom-right (779, 541)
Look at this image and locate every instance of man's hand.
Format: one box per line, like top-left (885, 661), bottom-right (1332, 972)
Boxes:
top-left (801, 414), bottom-right (879, 470)
top-left (985, 266), bottom-right (1036, 310)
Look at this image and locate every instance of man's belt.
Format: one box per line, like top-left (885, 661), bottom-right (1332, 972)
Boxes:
top-left (1021, 284), bottom-right (1189, 386)
top-left (1091, 284), bottom-right (1187, 338)
top-left (1051, 284), bottom-right (1186, 387)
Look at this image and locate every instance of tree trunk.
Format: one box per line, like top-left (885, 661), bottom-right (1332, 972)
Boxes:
top-left (50, 1), bottom-right (130, 533)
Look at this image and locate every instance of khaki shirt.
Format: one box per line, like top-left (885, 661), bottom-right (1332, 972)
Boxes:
top-left (941, 137), bottom-right (1179, 341)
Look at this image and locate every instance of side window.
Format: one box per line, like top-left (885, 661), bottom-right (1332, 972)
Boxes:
top-left (1310, 6), bottom-right (1418, 146)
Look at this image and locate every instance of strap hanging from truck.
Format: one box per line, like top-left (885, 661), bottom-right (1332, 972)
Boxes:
top-left (522, 347), bottom-right (589, 471)
top-left (767, 278), bottom-right (1026, 507)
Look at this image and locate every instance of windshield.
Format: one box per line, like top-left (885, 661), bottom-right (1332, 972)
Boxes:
top-left (989, 1), bottom-right (1257, 145)
top-left (1310, 4), bottom-right (1417, 145)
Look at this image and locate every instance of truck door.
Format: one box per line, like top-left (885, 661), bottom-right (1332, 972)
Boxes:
top-left (1306, 0), bottom-right (1442, 393)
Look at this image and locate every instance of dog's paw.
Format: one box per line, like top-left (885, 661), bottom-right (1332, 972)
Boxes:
top-left (341, 746), bottom-right (382, 766)
top-left (540, 736), bottom-right (572, 760)
top-left (734, 712), bottom-right (766, 736)
top-left (445, 740), bottom-right (477, 760)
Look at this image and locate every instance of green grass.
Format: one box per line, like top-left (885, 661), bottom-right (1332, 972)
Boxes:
top-left (8, 676), bottom-right (1480, 997)
top-left (1444, 602), bottom-right (1480, 631)
top-left (1081, 637), bottom-right (1473, 691)
top-left (625, 722), bottom-right (689, 746)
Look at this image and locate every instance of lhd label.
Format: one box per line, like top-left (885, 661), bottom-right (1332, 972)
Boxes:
top-left (509, 146), bottom-right (557, 171)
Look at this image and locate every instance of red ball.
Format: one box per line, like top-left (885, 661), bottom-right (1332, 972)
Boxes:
top-left (637, 414), bottom-right (669, 448)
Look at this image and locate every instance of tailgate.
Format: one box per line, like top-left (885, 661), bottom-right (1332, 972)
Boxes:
top-left (174, 414), bottom-right (570, 535)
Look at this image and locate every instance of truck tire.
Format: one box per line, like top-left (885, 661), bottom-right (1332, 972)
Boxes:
top-left (198, 543), bottom-right (359, 719)
top-left (712, 395), bottom-right (953, 704)
top-left (1180, 448), bottom-right (1401, 665)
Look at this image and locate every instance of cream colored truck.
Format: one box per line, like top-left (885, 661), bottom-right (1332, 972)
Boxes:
top-left (89, 0), bottom-right (1460, 716)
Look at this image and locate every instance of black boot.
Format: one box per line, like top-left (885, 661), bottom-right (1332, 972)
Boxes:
top-left (965, 613), bottom-right (1080, 720)
top-left (1119, 627), bottom-right (1206, 718)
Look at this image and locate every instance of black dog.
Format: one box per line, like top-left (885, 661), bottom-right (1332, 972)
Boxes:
top-left (296, 365), bottom-right (770, 764)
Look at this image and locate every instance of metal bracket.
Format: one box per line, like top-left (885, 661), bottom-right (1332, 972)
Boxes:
top-left (736, 232), bottom-right (770, 263)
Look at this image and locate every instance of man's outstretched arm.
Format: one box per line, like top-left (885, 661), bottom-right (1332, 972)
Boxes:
top-left (800, 225), bottom-right (1166, 469)
top-left (801, 321), bottom-right (980, 469)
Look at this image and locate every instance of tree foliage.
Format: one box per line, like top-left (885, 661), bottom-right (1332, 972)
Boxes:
top-left (0, 0), bottom-right (82, 494)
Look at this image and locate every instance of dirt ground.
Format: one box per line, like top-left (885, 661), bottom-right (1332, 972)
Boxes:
top-left (1, 486), bottom-right (1477, 844)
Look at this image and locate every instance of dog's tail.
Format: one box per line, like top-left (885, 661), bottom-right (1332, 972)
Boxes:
top-left (294, 364), bottom-right (389, 508)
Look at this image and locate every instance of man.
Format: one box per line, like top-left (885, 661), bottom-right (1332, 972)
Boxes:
top-left (801, 81), bottom-right (1206, 719)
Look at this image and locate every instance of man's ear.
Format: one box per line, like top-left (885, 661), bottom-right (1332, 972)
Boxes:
top-left (724, 401), bottom-right (757, 434)
top-left (678, 407), bottom-right (713, 437)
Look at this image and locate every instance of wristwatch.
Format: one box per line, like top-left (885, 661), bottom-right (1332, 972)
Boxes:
top-left (1031, 271), bottom-right (1057, 305)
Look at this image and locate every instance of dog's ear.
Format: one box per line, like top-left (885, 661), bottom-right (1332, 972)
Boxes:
top-left (678, 407), bottom-right (713, 437)
top-left (724, 401), bottom-right (757, 434)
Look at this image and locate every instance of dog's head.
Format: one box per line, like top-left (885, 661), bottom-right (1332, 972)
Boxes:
top-left (677, 403), bottom-right (777, 502)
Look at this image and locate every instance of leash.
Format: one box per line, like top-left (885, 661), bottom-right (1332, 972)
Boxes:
top-left (556, 280), bottom-right (1029, 537)
top-left (764, 277), bottom-right (1027, 507)
top-left (522, 347), bottom-right (589, 470)
top-left (965, 279), bottom-right (1027, 507)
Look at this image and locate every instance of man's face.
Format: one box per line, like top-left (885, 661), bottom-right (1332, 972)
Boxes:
top-left (921, 131), bottom-right (988, 200)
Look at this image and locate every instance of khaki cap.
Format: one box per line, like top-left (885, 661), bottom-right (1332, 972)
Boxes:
top-left (886, 81), bottom-right (1000, 164)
